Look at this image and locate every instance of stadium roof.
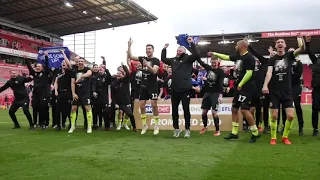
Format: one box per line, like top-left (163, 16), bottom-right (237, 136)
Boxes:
top-left (0, 0), bottom-right (157, 36)
top-left (178, 29), bottom-right (320, 58)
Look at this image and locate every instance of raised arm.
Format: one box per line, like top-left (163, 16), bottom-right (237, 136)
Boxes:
top-left (305, 35), bottom-right (318, 64)
top-left (43, 51), bottom-right (50, 74)
top-left (293, 34), bottom-right (305, 57)
top-left (80, 69), bottom-right (92, 78)
top-left (248, 45), bottom-right (269, 64)
top-left (101, 56), bottom-right (106, 66)
top-left (186, 37), bottom-right (201, 63)
top-left (25, 57), bottom-right (35, 75)
top-left (122, 64), bottom-right (130, 79)
top-left (23, 76), bottom-right (33, 83)
top-left (161, 44), bottom-right (174, 66)
top-left (61, 50), bottom-right (71, 70)
top-left (209, 52), bottom-right (231, 61)
top-left (127, 38), bottom-right (139, 61)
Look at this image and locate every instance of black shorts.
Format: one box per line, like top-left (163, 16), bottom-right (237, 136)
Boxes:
top-left (72, 92), bottom-right (91, 106)
top-left (139, 86), bottom-right (158, 100)
top-left (201, 92), bottom-right (220, 111)
top-left (312, 88), bottom-right (320, 110)
top-left (57, 91), bottom-right (72, 105)
top-left (251, 93), bottom-right (262, 107)
top-left (269, 91), bottom-right (293, 109)
top-left (131, 89), bottom-right (139, 100)
top-left (232, 89), bottom-right (253, 110)
top-left (13, 98), bottom-right (29, 108)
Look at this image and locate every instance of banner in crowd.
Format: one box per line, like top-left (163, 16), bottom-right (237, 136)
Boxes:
top-left (133, 98), bottom-right (243, 131)
top-left (177, 34), bottom-right (200, 48)
top-left (261, 29), bottom-right (320, 38)
top-left (38, 47), bottom-right (71, 69)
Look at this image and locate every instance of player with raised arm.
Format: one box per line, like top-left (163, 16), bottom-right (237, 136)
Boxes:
top-left (127, 38), bottom-right (160, 135)
top-left (161, 37), bottom-right (201, 138)
top-left (262, 34), bottom-right (305, 145)
top-left (208, 40), bottom-right (261, 143)
top-left (68, 58), bottom-right (93, 134)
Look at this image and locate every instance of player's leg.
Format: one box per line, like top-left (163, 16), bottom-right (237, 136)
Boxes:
top-left (150, 89), bottom-right (160, 135)
top-left (139, 87), bottom-right (148, 134)
top-left (293, 88), bottom-right (303, 136)
top-left (281, 95), bottom-right (294, 144)
top-left (51, 93), bottom-right (57, 128)
top-left (81, 105), bottom-right (88, 129)
top-left (82, 96), bottom-right (93, 133)
top-left (21, 99), bottom-right (34, 129)
top-left (119, 105), bottom-right (137, 131)
top-left (200, 93), bottom-right (211, 134)
top-left (239, 93), bottom-right (261, 143)
top-left (181, 90), bottom-right (191, 138)
top-left (55, 94), bottom-right (62, 131)
top-left (69, 98), bottom-right (79, 133)
top-left (122, 113), bottom-right (130, 130)
top-left (312, 89), bottom-right (319, 136)
top-left (211, 93), bottom-right (221, 136)
top-left (171, 90), bottom-right (182, 138)
top-left (92, 100), bottom-right (98, 129)
top-left (224, 91), bottom-right (240, 140)
top-left (102, 106), bottom-right (111, 131)
top-left (32, 95), bottom-right (39, 127)
top-left (269, 92), bottom-right (280, 145)
top-left (8, 101), bottom-right (21, 129)
top-left (116, 108), bottom-right (123, 130)
top-left (38, 93), bottom-right (49, 130)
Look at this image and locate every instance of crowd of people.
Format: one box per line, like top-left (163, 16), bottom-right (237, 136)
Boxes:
top-left (1, 33), bottom-right (319, 145)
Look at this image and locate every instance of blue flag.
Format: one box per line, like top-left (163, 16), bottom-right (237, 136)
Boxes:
top-left (38, 47), bottom-right (71, 69)
top-left (177, 34), bottom-right (200, 48)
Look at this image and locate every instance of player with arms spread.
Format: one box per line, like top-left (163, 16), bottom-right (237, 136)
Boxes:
top-left (262, 34), bottom-right (305, 145)
top-left (69, 58), bottom-right (93, 134)
top-left (209, 40), bottom-right (261, 143)
top-left (127, 38), bottom-right (160, 135)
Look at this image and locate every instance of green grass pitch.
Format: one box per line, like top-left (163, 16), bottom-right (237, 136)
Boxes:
top-left (0, 105), bottom-right (320, 180)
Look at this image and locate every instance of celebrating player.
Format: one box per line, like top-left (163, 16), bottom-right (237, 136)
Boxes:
top-left (127, 38), bottom-right (160, 135)
top-left (209, 40), bottom-right (261, 143)
top-left (262, 34), bottom-right (305, 145)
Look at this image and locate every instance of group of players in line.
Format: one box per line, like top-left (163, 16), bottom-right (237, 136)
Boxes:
top-left (1, 34), bottom-right (317, 145)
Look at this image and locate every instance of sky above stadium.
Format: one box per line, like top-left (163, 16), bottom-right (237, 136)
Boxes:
top-left (81, 0), bottom-right (320, 74)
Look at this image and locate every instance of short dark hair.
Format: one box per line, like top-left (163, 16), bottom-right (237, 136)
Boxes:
top-left (146, 44), bottom-right (154, 49)
top-left (211, 55), bottom-right (218, 60)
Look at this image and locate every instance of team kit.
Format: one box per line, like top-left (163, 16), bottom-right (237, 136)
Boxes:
top-left (1, 34), bottom-right (317, 145)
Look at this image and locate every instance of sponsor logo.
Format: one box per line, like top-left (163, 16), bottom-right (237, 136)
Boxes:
top-left (150, 118), bottom-right (222, 126)
top-left (144, 105), bottom-right (171, 114)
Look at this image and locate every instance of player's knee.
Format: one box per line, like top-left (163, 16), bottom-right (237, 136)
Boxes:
top-left (231, 107), bottom-right (238, 114)
top-left (85, 106), bottom-right (91, 112)
top-left (287, 114), bottom-right (294, 121)
top-left (271, 112), bottom-right (278, 120)
top-left (212, 111), bottom-right (218, 117)
top-left (9, 109), bottom-right (14, 115)
top-left (71, 106), bottom-right (77, 112)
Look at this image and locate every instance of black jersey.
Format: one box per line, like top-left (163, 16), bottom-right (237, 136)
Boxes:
top-left (72, 66), bottom-right (91, 93)
top-left (111, 65), bottom-right (131, 105)
top-left (25, 56), bottom-right (50, 92)
top-left (56, 69), bottom-right (72, 91)
top-left (138, 57), bottom-right (160, 88)
top-left (268, 51), bottom-right (296, 92)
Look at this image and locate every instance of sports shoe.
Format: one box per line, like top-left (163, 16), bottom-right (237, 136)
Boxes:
top-left (173, 129), bottom-right (182, 138)
top-left (153, 126), bottom-right (159, 135)
top-left (132, 128), bottom-right (138, 132)
top-left (299, 128), bottom-right (304, 136)
top-left (184, 129), bottom-right (191, 138)
top-left (68, 126), bottom-right (75, 133)
top-left (224, 133), bottom-right (239, 140)
top-left (214, 131), bottom-right (220, 136)
top-left (12, 125), bottom-right (20, 129)
top-left (199, 128), bottom-right (207, 134)
top-left (312, 129), bottom-right (319, 136)
top-left (141, 125), bottom-right (148, 135)
top-left (258, 127), bottom-right (263, 132)
top-left (116, 123), bottom-right (122, 130)
top-left (263, 127), bottom-right (269, 134)
top-left (270, 139), bottom-right (277, 145)
top-left (124, 124), bottom-right (130, 131)
top-left (87, 127), bottom-right (92, 134)
top-left (282, 137), bottom-right (291, 145)
top-left (249, 134), bottom-right (261, 143)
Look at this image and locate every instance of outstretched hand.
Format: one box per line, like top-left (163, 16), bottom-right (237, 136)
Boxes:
top-left (128, 38), bottom-right (133, 47)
